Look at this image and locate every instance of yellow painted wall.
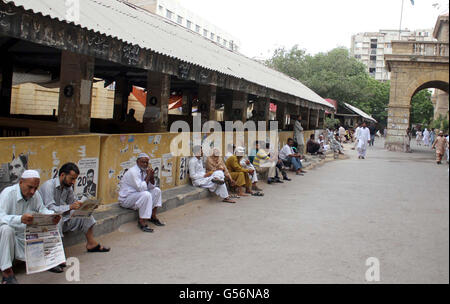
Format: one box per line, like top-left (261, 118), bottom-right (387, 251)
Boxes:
top-left (0, 130), bottom-right (320, 205)
top-left (0, 135), bottom-right (100, 200)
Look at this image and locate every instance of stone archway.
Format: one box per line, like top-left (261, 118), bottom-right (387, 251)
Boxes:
top-left (385, 59), bottom-right (449, 151)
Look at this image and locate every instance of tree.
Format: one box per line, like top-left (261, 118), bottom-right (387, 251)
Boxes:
top-left (267, 46), bottom-right (369, 105)
top-left (410, 89), bottom-right (434, 125)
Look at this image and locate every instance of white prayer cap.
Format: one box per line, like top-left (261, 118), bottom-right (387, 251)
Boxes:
top-left (21, 170), bottom-right (40, 179)
top-left (235, 146), bottom-right (245, 156)
top-left (137, 153), bottom-right (150, 159)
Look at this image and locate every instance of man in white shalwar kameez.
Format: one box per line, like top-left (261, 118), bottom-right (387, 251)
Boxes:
top-left (357, 122), bottom-right (371, 159)
top-left (422, 128), bottom-right (430, 146)
top-left (352, 124), bottom-right (361, 150)
top-left (0, 170), bottom-right (61, 284)
top-left (189, 146), bottom-right (236, 203)
top-left (118, 153), bottom-right (164, 233)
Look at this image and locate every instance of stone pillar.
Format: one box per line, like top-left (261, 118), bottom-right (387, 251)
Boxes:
top-left (255, 96), bottom-right (270, 127)
top-left (143, 71), bottom-right (170, 133)
top-left (276, 101), bottom-right (286, 130)
top-left (434, 90), bottom-right (449, 120)
top-left (232, 91), bottom-right (247, 122)
top-left (113, 77), bottom-right (130, 121)
top-left (0, 57), bottom-right (12, 117)
top-left (198, 84), bottom-right (217, 123)
top-left (306, 108), bottom-right (311, 130)
top-left (318, 110), bottom-right (325, 129)
top-left (58, 50), bottom-right (95, 134)
top-left (223, 98), bottom-right (232, 121)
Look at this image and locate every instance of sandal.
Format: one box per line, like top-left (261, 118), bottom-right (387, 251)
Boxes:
top-left (222, 198), bottom-right (236, 204)
top-left (48, 265), bottom-right (64, 273)
top-left (87, 244), bottom-right (111, 253)
top-left (229, 194), bottom-right (240, 199)
top-left (251, 192), bottom-right (264, 197)
top-left (138, 222), bottom-right (154, 233)
top-left (2, 276), bottom-right (18, 284)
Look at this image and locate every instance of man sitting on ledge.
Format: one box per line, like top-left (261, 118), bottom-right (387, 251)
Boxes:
top-left (279, 138), bottom-right (307, 176)
top-left (0, 170), bottom-right (61, 284)
top-left (306, 134), bottom-right (323, 155)
top-left (118, 153), bottom-right (164, 233)
top-left (190, 146), bottom-right (236, 204)
top-left (39, 163), bottom-right (110, 264)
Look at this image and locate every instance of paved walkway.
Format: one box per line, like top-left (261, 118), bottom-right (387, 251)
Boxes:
top-left (16, 138), bottom-right (449, 283)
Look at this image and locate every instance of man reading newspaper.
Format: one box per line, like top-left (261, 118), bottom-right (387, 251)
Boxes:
top-left (39, 162), bottom-right (110, 267)
top-left (0, 170), bottom-right (62, 284)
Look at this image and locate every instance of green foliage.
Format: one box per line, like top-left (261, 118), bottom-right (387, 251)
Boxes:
top-left (266, 46), bottom-right (390, 126)
top-left (267, 45), bottom-right (440, 128)
top-left (430, 114), bottom-right (450, 132)
top-left (267, 46), bottom-right (369, 105)
top-left (324, 117), bottom-right (340, 129)
top-left (410, 90), bottom-right (434, 124)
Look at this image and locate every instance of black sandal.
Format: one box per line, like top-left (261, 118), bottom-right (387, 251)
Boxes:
top-left (138, 222), bottom-right (154, 233)
top-left (48, 265), bottom-right (64, 273)
top-left (87, 244), bottom-right (111, 253)
top-left (2, 276), bottom-right (18, 284)
top-left (251, 192), bottom-right (264, 196)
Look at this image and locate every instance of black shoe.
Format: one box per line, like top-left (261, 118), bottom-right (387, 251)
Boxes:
top-left (267, 179), bottom-right (273, 184)
top-left (274, 178), bottom-right (284, 183)
top-left (150, 218), bottom-right (166, 226)
top-left (2, 275), bottom-right (18, 284)
top-left (48, 266), bottom-right (64, 273)
top-left (283, 177), bottom-right (291, 181)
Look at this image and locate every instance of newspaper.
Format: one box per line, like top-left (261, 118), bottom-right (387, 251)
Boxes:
top-left (71, 199), bottom-right (101, 218)
top-left (25, 213), bottom-right (66, 275)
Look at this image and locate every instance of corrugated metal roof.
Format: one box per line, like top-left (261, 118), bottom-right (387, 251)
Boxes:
top-left (5, 0), bottom-right (333, 109)
top-left (344, 102), bottom-right (377, 123)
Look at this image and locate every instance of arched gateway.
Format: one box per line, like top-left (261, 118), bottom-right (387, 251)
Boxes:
top-left (385, 14), bottom-right (449, 152)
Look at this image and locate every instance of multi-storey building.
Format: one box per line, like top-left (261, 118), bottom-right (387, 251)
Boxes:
top-left (350, 29), bottom-right (435, 81)
top-left (124, 0), bottom-right (241, 52)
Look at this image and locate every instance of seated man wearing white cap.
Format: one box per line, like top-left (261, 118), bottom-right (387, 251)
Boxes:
top-left (0, 170), bottom-right (61, 284)
top-left (118, 153), bottom-right (164, 233)
top-left (39, 163), bottom-right (110, 259)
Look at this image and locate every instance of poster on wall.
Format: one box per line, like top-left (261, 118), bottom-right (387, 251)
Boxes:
top-left (149, 158), bottom-right (161, 188)
top-left (161, 153), bottom-right (173, 178)
top-left (179, 157), bottom-right (188, 182)
top-left (74, 158), bottom-right (99, 200)
top-left (0, 153), bottom-right (28, 193)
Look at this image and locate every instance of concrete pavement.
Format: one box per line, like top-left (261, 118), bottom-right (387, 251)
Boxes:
top-left (15, 138), bottom-right (449, 283)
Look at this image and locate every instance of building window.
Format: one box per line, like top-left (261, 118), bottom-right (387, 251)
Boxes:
top-left (210, 32), bottom-right (215, 40)
top-left (195, 24), bottom-right (200, 33)
top-left (223, 39), bottom-right (227, 47)
top-left (354, 55), bottom-right (361, 59)
top-left (370, 55), bottom-right (376, 61)
top-left (217, 36), bottom-right (221, 43)
top-left (203, 29), bottom-right (208, 37)
top-left (177, 15), bottom-right (183, 24)
top-left (186, 20), bottom-right (192, 30)
top-left (385, 43), bottom-right (391, 48)
top-left (158, 5), bottom-right (164, 13)
top-left (166, 9), bottom-right (173, 20)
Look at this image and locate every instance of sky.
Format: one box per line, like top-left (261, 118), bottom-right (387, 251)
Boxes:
top-left (180, 0), bottom-right (449, 59)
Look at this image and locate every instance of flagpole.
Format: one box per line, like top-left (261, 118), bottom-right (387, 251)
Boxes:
top-left (398, 0), bottom-right (405, 40)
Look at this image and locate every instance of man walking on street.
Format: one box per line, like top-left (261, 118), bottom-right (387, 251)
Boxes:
top-left (432, 131), bottom-right (448, 165)
top-left (357, 122), bottom-right (371, 159)
top-left (368, 123), bottom-right (377, 146)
